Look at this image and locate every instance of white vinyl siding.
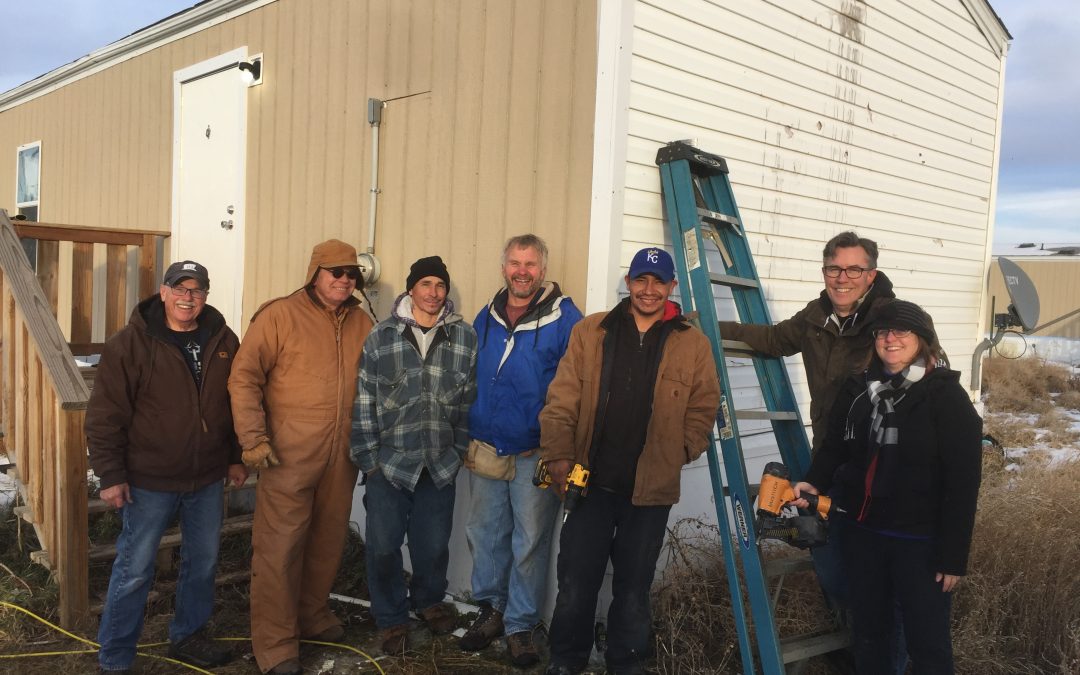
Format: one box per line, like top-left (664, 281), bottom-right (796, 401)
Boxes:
top-left (613, 0), bottom-right (1005, 487)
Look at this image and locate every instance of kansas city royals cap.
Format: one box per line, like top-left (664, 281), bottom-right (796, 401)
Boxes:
top-left (628, 247), bottom-right (676, 283)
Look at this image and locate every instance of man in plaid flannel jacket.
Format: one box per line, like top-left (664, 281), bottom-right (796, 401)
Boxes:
top-left (350, 255), bottom-right (478, 654)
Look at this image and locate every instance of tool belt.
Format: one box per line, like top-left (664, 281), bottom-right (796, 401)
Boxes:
top-left (464, 439), bottom-right (516, 481)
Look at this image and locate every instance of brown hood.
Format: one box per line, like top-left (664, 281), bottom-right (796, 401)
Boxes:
top-left (305, 239), bottom-right (358, 285)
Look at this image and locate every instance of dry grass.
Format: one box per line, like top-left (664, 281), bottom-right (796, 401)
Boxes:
top-left (1056, 390), bottom-right (1080, 411)
top-left (953, 460), bottom-right (1080, 674)
top-left (982, 356), bottom-right (1080, 415)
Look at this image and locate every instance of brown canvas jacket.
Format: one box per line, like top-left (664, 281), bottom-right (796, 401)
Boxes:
top-left (540, 306), bottom-right (720, 506)
top-left (718, 271), bottom-right (895, 450)
top-left (86, 296), bottom-right (241, 492)
top-left (228, 289), bottom-right (373, 463)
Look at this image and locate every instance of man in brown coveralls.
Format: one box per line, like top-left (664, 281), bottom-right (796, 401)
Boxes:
top-left (229, 240), bottom-right (374, 675)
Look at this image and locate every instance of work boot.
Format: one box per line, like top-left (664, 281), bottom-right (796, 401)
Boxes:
top-left (167, 629), bottom-right (233, 668)
top-left (380, 623), bottom-right (412, 655)
top-left (304, 623), bottom-right (346, 642)
top-left (98, 669), bottom-right (133, 674)
top-left (267, 658), bottom-right (302, 675)
top-left (458, 601), bottom-right (505, 651)
top-left (418, 601), bottom-right (458, 635)
top-left (507, 629), bottom-right (541, 667)
top-left (543, 664), bottom-right (580, 675)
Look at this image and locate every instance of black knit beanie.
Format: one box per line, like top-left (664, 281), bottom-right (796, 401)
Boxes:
top-left (869, 299), bottom-right (936, 344)
top-left (406, 256), bottom-right (450, 292)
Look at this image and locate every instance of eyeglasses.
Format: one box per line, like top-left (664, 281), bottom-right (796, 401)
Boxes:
top-left (872, 328), bottom-right (912, 339)
top-left (169, 285), bottom-right (208, 300)
top-left (822, 265), bottom-right (873, 279)
top-left (323, 266), bottom-right (360, 281)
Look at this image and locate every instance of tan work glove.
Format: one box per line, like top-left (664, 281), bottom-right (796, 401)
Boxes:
top-left (242, 441), bottom-right (281, 469)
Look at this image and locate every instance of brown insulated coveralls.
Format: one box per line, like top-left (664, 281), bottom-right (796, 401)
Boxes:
top-left (229, 289), bottom-right (373, 671)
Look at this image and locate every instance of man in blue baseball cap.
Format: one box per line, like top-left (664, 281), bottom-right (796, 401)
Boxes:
top-left (539, 246), bottom-right (720, 675)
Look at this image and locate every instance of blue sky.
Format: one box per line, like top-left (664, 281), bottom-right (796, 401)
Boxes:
top-left (1, 0), bottom-right (1075, 245)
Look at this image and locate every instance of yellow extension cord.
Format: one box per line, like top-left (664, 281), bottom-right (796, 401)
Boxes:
top-left (0, 600), bottom-right (386, 673)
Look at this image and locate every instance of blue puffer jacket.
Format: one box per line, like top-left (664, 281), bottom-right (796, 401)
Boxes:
top-left (469, 282), bottom-right (582, 455)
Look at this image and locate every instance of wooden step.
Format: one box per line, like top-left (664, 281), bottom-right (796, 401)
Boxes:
top-left (88, 513), bottom-right (254, 563)
top-left (780, 628), bottom-right (851, 664)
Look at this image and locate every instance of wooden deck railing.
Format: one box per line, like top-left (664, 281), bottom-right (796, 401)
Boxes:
top-left (0, 209), bottom-right (169, 627)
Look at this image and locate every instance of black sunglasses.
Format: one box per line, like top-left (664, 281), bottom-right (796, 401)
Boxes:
top-left (323, 266), bottom-right (361, 281)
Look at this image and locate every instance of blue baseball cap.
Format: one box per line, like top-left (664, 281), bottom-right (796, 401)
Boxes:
top-left (628, 247), bottom-right (676, 282)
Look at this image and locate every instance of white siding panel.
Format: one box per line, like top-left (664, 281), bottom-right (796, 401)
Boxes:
top-left (619, 0), bottom-right (1002, 480)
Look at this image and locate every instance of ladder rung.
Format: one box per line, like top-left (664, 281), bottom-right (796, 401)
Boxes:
top-left (720, 338), bottom-right (755, 357)
top-left (709, 272), bottom-right (760, 289)
top-left (735, 410), bottom-right (799, 421)
top-left (697, 207), bottom-right (741, 227)
top-left (764, 552), bottom-right (815, 578)
top-left (780, 629), bottom-right (851, 663)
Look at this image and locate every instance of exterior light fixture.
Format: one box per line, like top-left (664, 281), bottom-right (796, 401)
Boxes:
top-left (238, 55), bottom-right (263, 86)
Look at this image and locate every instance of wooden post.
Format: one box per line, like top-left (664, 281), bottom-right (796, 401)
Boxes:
top-left (105, 244), bottom-right (127, 338)
top-left (36, 240), bottom-right (60, 317)
top-left (138, 235), bottom-right (158, 301)
top-left (70, 242), bottom-right (94, 346)
top-left (55, 407), bottom-right (88, 627)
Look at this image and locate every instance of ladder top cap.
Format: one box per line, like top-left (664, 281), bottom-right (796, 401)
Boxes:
top-left (655, 141), bottom-right (729, 176)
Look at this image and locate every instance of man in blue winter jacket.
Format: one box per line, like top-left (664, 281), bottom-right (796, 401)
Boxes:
top-left (459, 234), bottom-right (582, 667)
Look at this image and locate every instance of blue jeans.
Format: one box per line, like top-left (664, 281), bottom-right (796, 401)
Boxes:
top-left (465, 453), bottom-right (560, 633)
top-left (365, 469), bottom-right (456, 629)
top-left (97, 481), bottom-right (224, 670)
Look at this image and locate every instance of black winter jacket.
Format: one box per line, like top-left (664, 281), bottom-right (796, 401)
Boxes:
top-left (804, 367), bottom-right (982, 574)
top-left (86, 296), bottom-right (241, 492)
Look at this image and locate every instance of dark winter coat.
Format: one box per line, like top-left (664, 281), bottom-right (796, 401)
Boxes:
top-left (804, 367), bottom-right (982, 574)
top-left (718, 272), bottom-right (896, 450)
top-left (86, 296), bottom-right (241, 492)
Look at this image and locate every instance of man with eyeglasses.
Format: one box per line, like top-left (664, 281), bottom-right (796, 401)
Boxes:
top-left (719, 231), bottom-right (895, 453)
top-left (229, 240), bottom-right (374, 675)
top-left (719, 230), bottom-right (899, 673)
top-left (88, 260), bottom-right (246, 674)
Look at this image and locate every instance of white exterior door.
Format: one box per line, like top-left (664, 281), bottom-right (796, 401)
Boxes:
top-left (172, 49), bottom-right (248, 332)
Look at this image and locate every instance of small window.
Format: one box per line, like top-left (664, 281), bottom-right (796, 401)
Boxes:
top-left (16, 141), bottom-right (40, 221)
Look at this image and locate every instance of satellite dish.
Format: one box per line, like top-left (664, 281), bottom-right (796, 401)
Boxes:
top-left (998, 257), bottom-right (1040, 332)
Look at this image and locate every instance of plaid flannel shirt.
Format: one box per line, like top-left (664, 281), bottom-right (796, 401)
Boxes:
top-left (350, 295), bottom-right (477, 490)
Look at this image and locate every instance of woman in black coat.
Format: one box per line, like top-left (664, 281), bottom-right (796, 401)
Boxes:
top-left (794, 300), bottom-right (982, 674)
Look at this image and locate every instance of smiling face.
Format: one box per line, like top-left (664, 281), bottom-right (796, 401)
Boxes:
top-left (409, 276), bottom-right (448, 326)
top-left (875, 329), bottom-right (920, 374)
top-left (502, 244), bottom-right (546, 303)
top-left (312, 266), bottom-right (357, 309)
top-left (625, 273), bottom-right (676, 326)
top-left (824, 245), bottom-right (878, 316)
top-left (159, 278), bottom-right (207, 331)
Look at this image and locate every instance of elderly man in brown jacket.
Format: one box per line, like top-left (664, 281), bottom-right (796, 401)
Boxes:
top-left (229, 240), bottom-right (374, 675)
top-left (539, 247), bottom-right (720, 675)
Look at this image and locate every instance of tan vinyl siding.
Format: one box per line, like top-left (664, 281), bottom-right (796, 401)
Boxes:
top-left (0, 0), bottom-right (596, 324)
top-left (987, 258), bottom-right (1080, 340)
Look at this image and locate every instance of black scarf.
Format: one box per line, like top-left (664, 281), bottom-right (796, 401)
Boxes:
top-left (857, 358), bottom-right (926, 519)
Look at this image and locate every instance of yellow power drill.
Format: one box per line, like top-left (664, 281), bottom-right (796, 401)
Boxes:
top-left (533, 459), bottom-right (590, 523)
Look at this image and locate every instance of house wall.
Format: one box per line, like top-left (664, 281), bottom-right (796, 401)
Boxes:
top-left (987, 257), bottom-right (1080, 339)
top-left (0, 0), bottom-right (596, 328)
top-left (600, 0), bottom-right (1007, 517)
